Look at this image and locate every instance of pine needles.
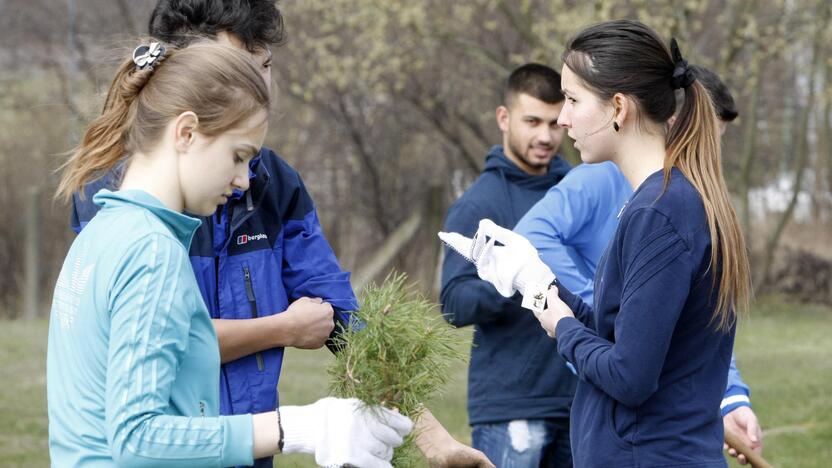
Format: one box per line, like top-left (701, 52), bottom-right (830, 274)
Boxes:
top-left (328, 272), bottom-right (464, 466)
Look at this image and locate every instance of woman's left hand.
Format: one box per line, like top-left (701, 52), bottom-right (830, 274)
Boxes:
top-left (534, 285), bottom-right (575, 338)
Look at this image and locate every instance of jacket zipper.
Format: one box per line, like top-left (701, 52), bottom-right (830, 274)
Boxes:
top-left (243, 266), bottom-right (265, 372)
top-left (199, 400), bottom-right (206, 417)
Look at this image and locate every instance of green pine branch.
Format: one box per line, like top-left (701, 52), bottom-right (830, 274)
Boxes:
top-left (328, 272), bottom-right (464, 466)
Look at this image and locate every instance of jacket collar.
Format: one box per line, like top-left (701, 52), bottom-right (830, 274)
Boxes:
top-left (93, 189), bottom-right (202, 249)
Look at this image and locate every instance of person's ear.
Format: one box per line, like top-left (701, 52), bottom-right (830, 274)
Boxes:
top-left (174, 111), bottom-right (199, 152)
top-left (612, 93), bottom-right (631, 130)
top-left (496, 105), bottom-right (510, 133)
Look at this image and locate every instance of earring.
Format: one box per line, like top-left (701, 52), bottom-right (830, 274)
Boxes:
top-left (613, 121), bottom-right (620, 132)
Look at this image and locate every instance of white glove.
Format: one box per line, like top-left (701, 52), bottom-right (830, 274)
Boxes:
top-left (280, 397), bottom-right (413, 468)
top-left (439, 219), bottom-right (555, 312)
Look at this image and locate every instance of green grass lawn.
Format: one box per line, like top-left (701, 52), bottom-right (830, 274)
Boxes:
top-left (1, 295), bottom-right (829, 467)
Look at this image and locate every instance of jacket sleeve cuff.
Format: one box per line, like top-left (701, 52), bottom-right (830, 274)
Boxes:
top-left (555, 316), bottom-right (585, 364)
top-left (221, 414), bottom-right (255, 467)
top-left (721, 386), bottom-right (752, 417)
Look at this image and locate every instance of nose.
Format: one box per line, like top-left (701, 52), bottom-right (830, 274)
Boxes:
top-left (232, 166), bottom-right (250, 193)
top-left (538, 125), bottom-right (553, 144)
top-left (557, 112), bottom-right (570, 129)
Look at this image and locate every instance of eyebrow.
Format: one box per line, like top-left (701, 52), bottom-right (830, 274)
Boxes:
top-left (523, 114), bottom-right (559, 122)
top-left (237, 144), bottom-right (261, 156)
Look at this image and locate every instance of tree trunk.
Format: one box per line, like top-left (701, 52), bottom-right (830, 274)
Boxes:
top-left (352, 212), bottom-right (422, 294)
top-left (22, 186), bottom-right (40, 320)
top-left (739, 50), bottom-right (763, 238)
top-left (762, 3), bottom-right (829, 283)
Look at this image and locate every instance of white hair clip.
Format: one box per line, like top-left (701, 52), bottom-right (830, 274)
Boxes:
top-left (132, 42), bottom-right (166, 71)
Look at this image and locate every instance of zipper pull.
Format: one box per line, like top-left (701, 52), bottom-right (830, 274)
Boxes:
top-left (616, 201), bottom-right (628, 219)
top-left (245, 189), bottom-right (253, 212)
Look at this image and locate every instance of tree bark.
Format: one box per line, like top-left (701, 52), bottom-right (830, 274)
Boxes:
top-left (762, 2), bottom-right (829, 284)
top-left (738, 48), bottom-right (763, 238)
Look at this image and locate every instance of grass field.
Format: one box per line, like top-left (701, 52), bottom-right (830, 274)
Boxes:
top-left (1, 294), bottom-right (829, 467)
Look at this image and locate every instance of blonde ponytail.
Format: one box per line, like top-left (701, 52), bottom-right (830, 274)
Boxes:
top-left (56, 54), bottom-right (163, 201)
top-left (56, 40), bottom-right (269, 202)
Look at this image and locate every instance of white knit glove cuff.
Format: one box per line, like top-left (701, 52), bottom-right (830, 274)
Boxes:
top-left (520, 274), bottom-right (556, 314)
top-left (279, 405), bottom-right (318, 455)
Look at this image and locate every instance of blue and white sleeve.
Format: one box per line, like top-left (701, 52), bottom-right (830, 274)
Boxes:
top-left (721, 355), bottom-right (752, 416)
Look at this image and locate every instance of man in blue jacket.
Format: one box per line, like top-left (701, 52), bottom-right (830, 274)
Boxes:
top-left (514, 64), bottom-right (763, 465)
top-left (440, 63), bottom-right (574, 467)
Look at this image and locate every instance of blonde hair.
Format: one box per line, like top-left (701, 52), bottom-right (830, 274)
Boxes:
top-left (56, 40), bottom-right (269, 201)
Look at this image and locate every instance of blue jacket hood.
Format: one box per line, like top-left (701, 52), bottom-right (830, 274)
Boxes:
top-left (483, 145), bottom-right (571, 190)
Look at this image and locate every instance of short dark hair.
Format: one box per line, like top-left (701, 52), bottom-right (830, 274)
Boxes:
top-left (504, 63), bottom-right (564, 107)
top-left (148, 0), bottom-right (285, 52)
top-left (691, 65), bottom-right (738, 122)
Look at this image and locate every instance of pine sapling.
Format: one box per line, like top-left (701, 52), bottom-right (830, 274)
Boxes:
top-left (328, 272), bottom-right (464, 466)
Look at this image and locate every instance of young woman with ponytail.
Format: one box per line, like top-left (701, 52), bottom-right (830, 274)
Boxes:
top-left (540, 19), bottom-right (750, 466)
top-left (48, 41), bottom-right (411, 467)
top-left (441, 19), bottom-right (751, 467)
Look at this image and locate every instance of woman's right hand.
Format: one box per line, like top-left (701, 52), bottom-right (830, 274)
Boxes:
top-left (535, 285), bottom-right (575, 338)
top-left (280, 397), bottom-right (413, 468)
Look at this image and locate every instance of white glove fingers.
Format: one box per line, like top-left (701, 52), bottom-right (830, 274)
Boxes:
top-left (474, 235), bottom-right (497, 267)
top-left (476, 218), bottom-right (517, 245)
top-left (376, 407), bottom-right (414, 438)
top-left (438, 232), bottom-right (475, 262)
top-left (364, 416), bottom-right (407, 447)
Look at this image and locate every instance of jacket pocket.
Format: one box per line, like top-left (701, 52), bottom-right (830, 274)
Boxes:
top-left (607, 397), bottom-right (637, 451)
top-left (243, 265), bottom-right (265, 372)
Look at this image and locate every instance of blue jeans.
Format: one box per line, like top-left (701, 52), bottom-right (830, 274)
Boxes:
top-left (472, 419), bottom-right (572, 468)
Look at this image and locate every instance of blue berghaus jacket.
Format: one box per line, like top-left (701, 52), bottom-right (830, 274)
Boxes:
top-left (553, 168), bottom-right (734, 467)
top-left (71, 148), bottom-right (359, 467)
top-left (515, 161), bottom-right (751, 416)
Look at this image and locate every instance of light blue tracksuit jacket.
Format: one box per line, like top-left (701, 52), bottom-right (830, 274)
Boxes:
top-left (48, 190), bottom-right (254, 467)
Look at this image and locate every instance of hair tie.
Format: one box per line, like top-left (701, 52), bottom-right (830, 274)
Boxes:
top-left (669, 38), bottom-right (695, 90)
top-left (133, 42), bottom-right (166, 71)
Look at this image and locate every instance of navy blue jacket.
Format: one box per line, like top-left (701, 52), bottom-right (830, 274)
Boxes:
top-left (555, 168), bottom-right (733, 467)
top-left (71, 148), bottom-right (359, 467)
top-left (440, 145), bottom-right (573, 425)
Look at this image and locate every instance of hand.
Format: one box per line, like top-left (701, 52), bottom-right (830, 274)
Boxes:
top-left (280, 397), bottom-right (413, 468)
top-left (536, 285), bottom-right (575, 338)
top-left (723, 406), bottom-right (763, 465)
top-left (280, 297), bottom-right (334, 349)
top-left (439, 219), bottom-right (554, 301)
top-left (425, 440), bottom-right (494, 468)
top-left (414, 409), bottom-right (495, 468)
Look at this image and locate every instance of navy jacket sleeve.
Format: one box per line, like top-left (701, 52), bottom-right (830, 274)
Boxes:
top-left (553, 278), bottom-right (595, 329)
top-left (277, 164), bottom-right (358, 328)
top-left (70, 173), bottom-right (118, 233)
top-left (440, 199), bottom-right (519, 327)
top-left (555, 208), bottom-right (692, 407)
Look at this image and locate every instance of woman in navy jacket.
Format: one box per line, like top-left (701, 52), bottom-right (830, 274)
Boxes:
top-left (542, 20), bottom-right (752, 467)
top-left (443, 20), bottom-right (752, 467)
